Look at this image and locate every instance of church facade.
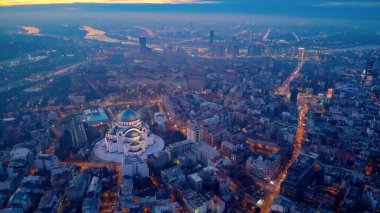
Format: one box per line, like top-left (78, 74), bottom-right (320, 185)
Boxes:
top-left (105, 109), bottom-right (154, 156)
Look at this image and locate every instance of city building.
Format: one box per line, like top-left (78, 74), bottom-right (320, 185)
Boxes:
top-left (248, 43), bottom-right (265, 56)
top-left (290, 88), bottom-right (298, 103)
top-left (182, 189), bottom-right (209, 213)
top-left (36, 189), bottom-right (62, 213)
top-left (281, 154), bottom-right (316, 200)
top-left (34, 154), bottom-right (59, 171)
top-left (209, 195), bottom-right (226, 213)
top-left (139, 36), bottom-right (147, 52)
top-left (7, 187), bottom-right (32, 212)
top-left (50, 165), bottom-right (77, 187)
top-left (188, 173), bottom-right (203, 192)
top-left (165, 140), bottom-right (193, 160)
top-left (147, 151), bottom-right (170, 170)
top-left (105, 109), bottom-right (154, 156)
top-left (209, 30), bottom-right (214, 46)
top-left (7, 148), bottom-right (34, 175)
top-left (67, 174), bottom-right (90, 202)
top-left (82, 176), bottom-right (101, 213)
top-left (161, 166), bottom-right (186, 186)
top-left (232, 45), bottom-right (240, 57)
top-left (121, 155), bottom-right (149, 178)
top-left (246, 153), bottom-right (281, 179)
top-left (362, 57), bottom-right (375, 85)
top-left (187, 121), bottom-right (200, 144)
top-left (154, 112), bottom-right (165, 126)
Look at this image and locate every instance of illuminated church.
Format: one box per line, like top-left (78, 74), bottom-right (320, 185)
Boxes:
top-left (105, 109), bottom-right (154, 156)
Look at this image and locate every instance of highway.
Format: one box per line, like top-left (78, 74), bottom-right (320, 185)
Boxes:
top-left (6, 60), bottom-right (90, 91)
top-left (275, 61), bottom-right (304, 96)
top-left (263, 28), bottom-right (271, 41)
top-left (292, 32), bottom-right (300, 42)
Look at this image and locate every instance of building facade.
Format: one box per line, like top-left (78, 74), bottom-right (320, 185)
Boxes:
top-left (105, 109), bottom-right (154, 156)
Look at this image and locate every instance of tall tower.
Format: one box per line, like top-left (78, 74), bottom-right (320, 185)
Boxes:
top-left (363, 57), bottom-right (375, 85)
top-left (209, 30), bottom-right (214, 46)
top-left (290, 88), bottom-right (298, 104)
top-left (298, 47), bottom-right (305, 60)
top-left (232, 45), bottom-right (240, 57)
top-left (139, 36), bottom-right (147, 52)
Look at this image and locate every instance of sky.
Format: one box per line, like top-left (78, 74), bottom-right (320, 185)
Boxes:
top-left (0, 0), bottom-right (380, 25)
top-left (0, 0), bottom-right (220, 6)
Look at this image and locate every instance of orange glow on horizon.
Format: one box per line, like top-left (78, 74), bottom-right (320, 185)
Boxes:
top-left (21, 26), bottom-right (40, 34)
top-left (0, 0), bottom-right (219, 7)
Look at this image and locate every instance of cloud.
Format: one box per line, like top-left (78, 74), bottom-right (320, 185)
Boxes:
top-left (314, 1), bottom-right (380, 7)
top-left (0, 0), bottom-right (222, 6)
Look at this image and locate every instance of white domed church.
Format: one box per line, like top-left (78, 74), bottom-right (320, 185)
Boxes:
top-left (105, 109), bottom-right (154, 156)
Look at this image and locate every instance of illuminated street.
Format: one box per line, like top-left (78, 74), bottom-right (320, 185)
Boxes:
top-left (261, 104), bottom-right (308, 212)
top-left (275, 61), bottom-right (304, 96)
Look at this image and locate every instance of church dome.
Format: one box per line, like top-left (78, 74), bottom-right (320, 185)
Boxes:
top-left (125, 130), bottom-right (140, 138)
top-left (130, 142), bottom-right (140, 146)
top-left (118, 109), bottom-right (139, 122)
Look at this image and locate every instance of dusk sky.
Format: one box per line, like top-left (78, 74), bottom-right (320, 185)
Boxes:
top-left (0, 0), bottom-right (221, 6)
top-left (1, 0), bottom-right (380, 23)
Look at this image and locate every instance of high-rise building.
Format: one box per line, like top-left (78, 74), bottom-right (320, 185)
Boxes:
top-left (363, 57), bottom-right (375, 84)
top-left (215, 45), bottom-right (226, 57)
top-left (209, 30), bottom-right (214, 46)
top-left (232, 45), bottom-right (240, 57)
top-left (290, 88), bottom-right (298, 103)
top-left (297, 47), bottom-right (305, 59)
top-left (187, 121), bottom-right (200, 144)
top-left (139, 36), bottom-right (147, 52)
top-left (248, 43), bottom-right (265, 56)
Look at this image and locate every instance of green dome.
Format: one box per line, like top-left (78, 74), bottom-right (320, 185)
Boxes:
top-left (130, 142), bottom-right (140, 146)
top-left (129, 148), bottom-right (142, 153)
top-left (125, 130), bottom-right (140, 138)
top-left (118, 109), bottom-right (139, 122)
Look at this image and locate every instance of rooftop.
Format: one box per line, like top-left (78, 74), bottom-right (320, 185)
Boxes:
top-left (118, 109), bottom-right (140, 122)
top-left (84, 108), bottom-right (109, 124)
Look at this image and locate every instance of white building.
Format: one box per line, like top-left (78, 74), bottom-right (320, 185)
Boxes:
top-left (35, 154), bottom-right (59, 171)
top-left (121, 155), bottom-right (149, 178)
top-left (246, 153), bottom-right (281, 179)
top-left (105, 109), bottom-right (154, 156)
top-left (192, 143), bottom-right (221, 166)
top-left (187, 121), bottom-right (200, 144)
top-left (209, 195), bottom-right (225, 213)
